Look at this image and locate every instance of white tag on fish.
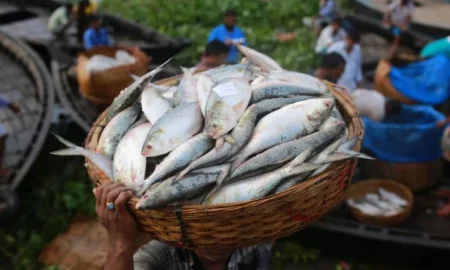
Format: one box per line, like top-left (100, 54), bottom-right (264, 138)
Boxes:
top-left (212, 82), bottom-right (240, 97)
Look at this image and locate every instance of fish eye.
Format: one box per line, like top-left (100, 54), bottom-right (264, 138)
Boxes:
top-left (147, 145), bottom-right (152, 150)
top-left (212, 124), bottom-right (218, 128)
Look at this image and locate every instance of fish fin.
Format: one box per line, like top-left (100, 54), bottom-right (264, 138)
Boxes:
top-left (215, 137), bottom-right (225, 150)
top-left (288, 148), bottom-right (314, 167)
top-left (224, 135), bottom-right (236, 144)
top-left (130, 74), bottom-right (140, 81)
top-left (289, 162), bottom-right (322, 175)
top-left (335, 149), bottom-right (375, 160)
top-left (338, 136), bottom-right (359, 151)
top-left (313, 151), bottom-right (366, 164)
top-left (243, 63), bottom-right (254, 82)
top-left (175, 167), bottom-right (190, 182)
top-left (53, 133), bottom-right (81, 150)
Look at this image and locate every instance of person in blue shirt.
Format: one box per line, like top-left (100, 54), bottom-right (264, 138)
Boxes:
top-left (83, 15), bottom-right (111, 50)
top-left (0, 95), bottom-right (20, 176)
top-left (208, 9), bottom-right (247, 64)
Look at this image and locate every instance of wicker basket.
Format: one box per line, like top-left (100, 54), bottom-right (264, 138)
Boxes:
top-left (346, 179), bottom-right (413, 226)
top-left (76, 46), bottom-right (151, 105)
top-left (84, 80), bottom-right (364, 248)
top-left (374, 60), bottom-right (416, 105)
top-left (361, 159), bottom-right (442, 192)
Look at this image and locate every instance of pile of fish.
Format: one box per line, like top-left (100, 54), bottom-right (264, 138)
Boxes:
top-left (53, 43), bottom-right (373, 210)
top-left (347, 188), bottom-right (409, 217)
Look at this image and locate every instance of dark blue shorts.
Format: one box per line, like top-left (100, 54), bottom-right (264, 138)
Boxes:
top-left (391, 26), bottom-right (401, 37)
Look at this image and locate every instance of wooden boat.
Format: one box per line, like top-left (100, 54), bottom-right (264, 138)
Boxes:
top-left (352, 0), bottom-right (450, 39)
top-left (0, 0), bottom-right (190, 133)
top-left (0, 31), bottom-right (54, 219)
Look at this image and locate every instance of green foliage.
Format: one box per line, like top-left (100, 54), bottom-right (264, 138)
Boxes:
top-left (101, 0), bottom-right (319, 71)
top-left (271, 241), bottom-right (320, 269)
top-left (0, 130), bottom-right (95, 270)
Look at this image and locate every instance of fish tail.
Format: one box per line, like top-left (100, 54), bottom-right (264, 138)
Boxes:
top-left (224, 135), bottom-right (236, 144)
top-left (50, 148), bottom-right (83, 156)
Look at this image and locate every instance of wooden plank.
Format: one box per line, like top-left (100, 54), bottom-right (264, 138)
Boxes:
top-left (39, 216), bottom-right (109, 270)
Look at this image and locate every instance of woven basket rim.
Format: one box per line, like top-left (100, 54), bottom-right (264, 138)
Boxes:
top-left (84, 79), bottom-right (364, 210)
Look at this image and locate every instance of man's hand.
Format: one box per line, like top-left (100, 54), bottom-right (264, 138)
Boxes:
top-left (8, 103), bottom-right (20, 114)
top-left (93, 183), bottom-right (137, 250)
top-left (224, 38), bottom-right (232, 45)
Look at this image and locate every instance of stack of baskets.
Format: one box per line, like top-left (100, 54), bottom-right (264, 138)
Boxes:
top-left (84, 80), bottom-right (364, 248)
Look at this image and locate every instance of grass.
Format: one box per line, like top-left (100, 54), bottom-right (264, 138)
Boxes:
top-left (0, 124), bottom-right (95, 270)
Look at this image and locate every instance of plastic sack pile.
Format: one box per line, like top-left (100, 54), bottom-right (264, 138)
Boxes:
top-left (362, 105), bottom-right (445, 163)
top-left (86, 49), bottom-right (136, 73)
top-left (53, 43), bottom-right (373, 210)
top-left (390, 55), bottom-right (450, 105)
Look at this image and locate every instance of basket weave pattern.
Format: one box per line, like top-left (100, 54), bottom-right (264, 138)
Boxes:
top-left (84, 80), bottom-right (364, 248)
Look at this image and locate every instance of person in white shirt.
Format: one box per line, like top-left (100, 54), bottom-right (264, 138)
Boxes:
top-left (315, 18), bottom-right (347, 55)
top-left (383, 0), bottom-right (415, 55)
top-left (327, 29), bottom-right (363, 93)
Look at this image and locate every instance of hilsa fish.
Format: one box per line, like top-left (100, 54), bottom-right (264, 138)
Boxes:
top-left (136, 133), bottom-right (214, 196)
top-left (141, 102), bottom-right (203, 157)
top-left (205, 77), bottom-right (252, 140)
top-left (113, 123), bottom-right (152, 186)
top-left (231, 98), bottom-right (335, 171)
top-left (97, 103), bottom-right (141, 160)
top-left (51, 134), bottom-right (113, 180)
top-left (177, 105), bottom-right (257, 179)
top-left (107, 57), bottom-right (172, 121)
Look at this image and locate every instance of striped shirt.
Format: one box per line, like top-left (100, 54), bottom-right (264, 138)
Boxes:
top-left (134, 241), bottom-right (273, 270)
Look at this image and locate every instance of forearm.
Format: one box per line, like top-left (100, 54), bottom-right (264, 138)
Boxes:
top-left (104, 242), bottom-right (135, 270)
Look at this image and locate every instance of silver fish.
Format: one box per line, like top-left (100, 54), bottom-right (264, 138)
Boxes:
top-left (196, 73), bottom-right (215, 116)
top-left (174, 67), bottom-right (198, 105)
top-left (141, 102), bottom-right (203, 157)
top-left (205, 77), bottom-right (252, 139)
top-left (230, 122), bottom-right (345, 180)
top-left (51, 134), bottom-right (113, 180)
top-left (141, 85), bottom-right (173, 124)
top-left (107, 57), bottom-right (172, 121)
top-left (207, 63), bottom-right (259, 82)
top-left (97, 103), bottom-right (141, 160)
top-left (257, 70), bottom-right (328, 94)
top-left (136, 173), bottom-right (219, 209)
top-left (113, 123), bottom-right (152, 186)
top-left (233, 43), bottom-right (283, 71)
top-left (138, 133), bottom-right (214, 196)
top-left (254, 96), bottom-right (315, 116)
top-left (251, 80), bottom-right (324, 103)
top-left (231, 98), bottom-right (335, 170)
top-left (204, 149), bottom-right (315, 205)
top-left (178, 105), bottom-right (257, 178)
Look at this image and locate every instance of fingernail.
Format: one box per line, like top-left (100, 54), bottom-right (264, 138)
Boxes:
top-left (127, 191), bottom-right (134, 196)
top-left (92, 188), bottom-right (97, 194)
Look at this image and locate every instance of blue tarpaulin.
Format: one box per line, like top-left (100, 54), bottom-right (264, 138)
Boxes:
top-left (389, 55), bottom-right (450, 105)
top-left (362, 105), bottom-right (445, 163)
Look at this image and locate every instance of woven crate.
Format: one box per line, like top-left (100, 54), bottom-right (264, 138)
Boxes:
top-left (84, 79), bottom-right (364, 248)
top-left (76, 46), bottom-right (151, 105)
